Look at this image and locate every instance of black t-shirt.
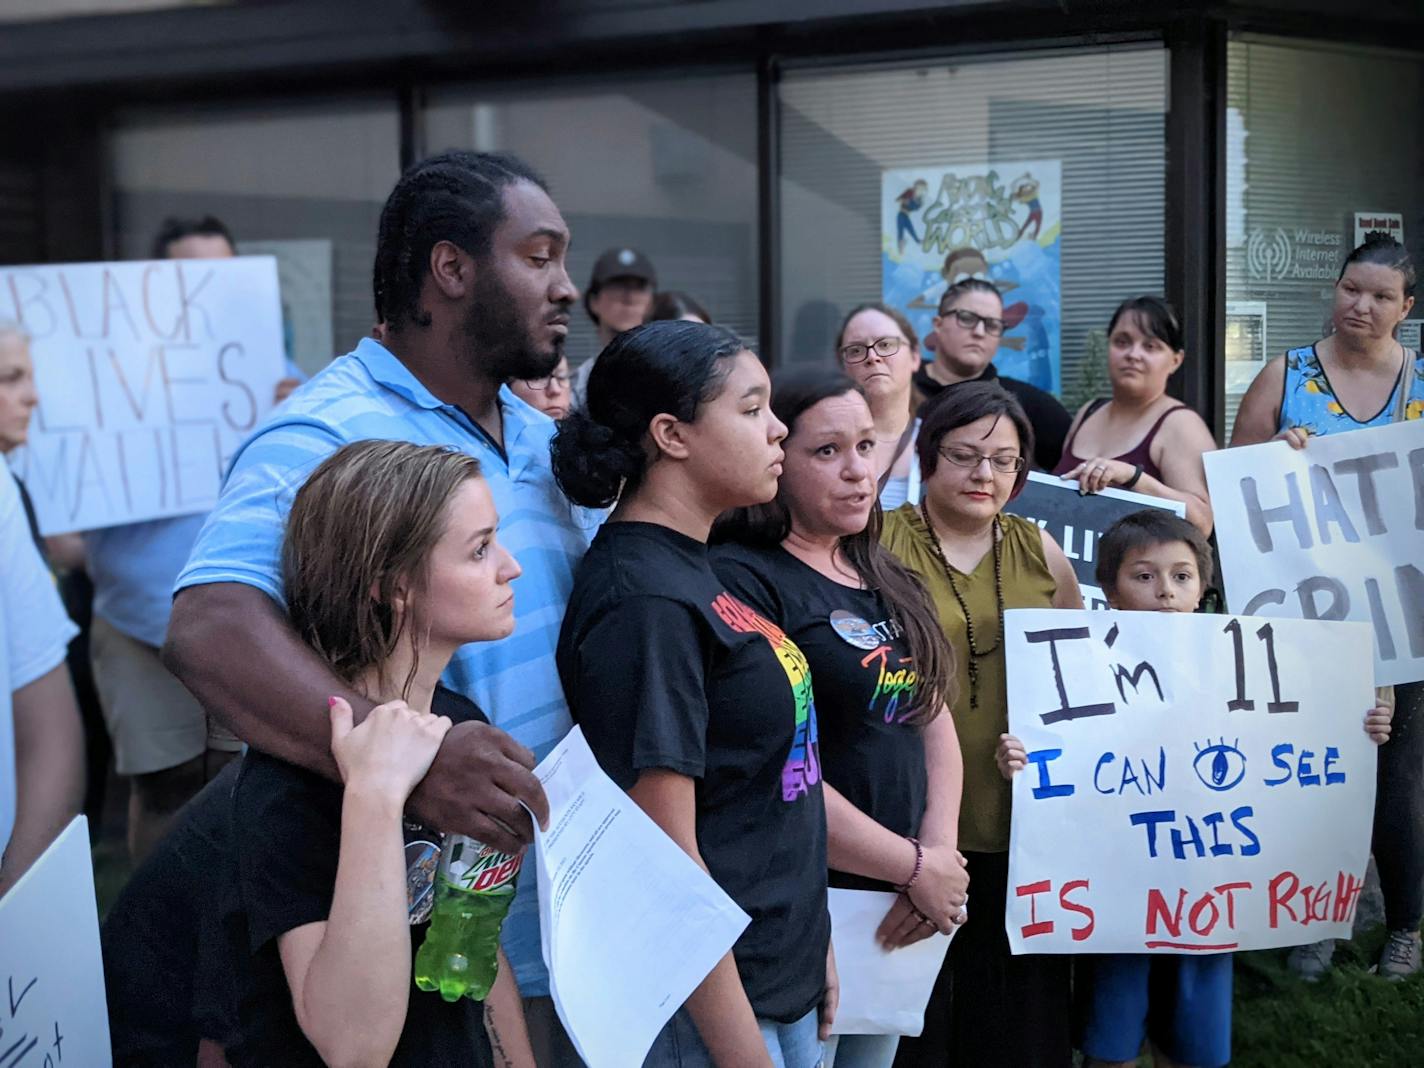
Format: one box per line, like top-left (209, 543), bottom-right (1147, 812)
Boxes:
top-left (103, 761), bottom-right (247, 1066)
top-left (229, 687), bottom-right (493, 1068)
top-left (556, 521), bottom-right (830, 1024)
top-left (713, 544), bottom-right (928, 894)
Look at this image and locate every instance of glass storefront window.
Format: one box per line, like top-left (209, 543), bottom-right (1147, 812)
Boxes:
top-left (1224, 38), bottom-right (1424, 439)
top-left (110, 97), bottom-right (402, 375)
top-left (422, 73), bottom-right (759, 368)
top-left (777, 44), bottom-right (1166, 408)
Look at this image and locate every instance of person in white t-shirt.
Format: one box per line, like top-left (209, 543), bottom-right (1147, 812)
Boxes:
top-left (0, 462), bottom-right (84, 896)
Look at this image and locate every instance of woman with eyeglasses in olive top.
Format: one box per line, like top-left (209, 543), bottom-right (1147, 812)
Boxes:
top-left (1052, 296), bottom-right (1216, 535)
top-left (836, 303), bottom-right (924, 511)
top-left (882, 382), bottom-right (1081, 1068)
top-left (912, 279), bottom-right (1072, 474)
top-left (508, 356), bottom-right (572, 421)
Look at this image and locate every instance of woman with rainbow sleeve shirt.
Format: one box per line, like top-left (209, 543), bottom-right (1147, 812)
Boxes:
top-left (554, 321), bottom-right (834, 1068)
top-left (712, 367), bottom-right (968, 1068)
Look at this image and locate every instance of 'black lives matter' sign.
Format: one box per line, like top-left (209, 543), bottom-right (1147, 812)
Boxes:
top-left (3, 257), bottom-right (285, 534)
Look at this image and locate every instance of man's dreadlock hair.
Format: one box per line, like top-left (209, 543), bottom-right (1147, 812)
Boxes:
top-left (372, 150), bottom-right (549, 332)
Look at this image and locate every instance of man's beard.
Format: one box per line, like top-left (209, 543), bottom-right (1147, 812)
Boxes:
top-left (462, 269), bottom-right (563, 382)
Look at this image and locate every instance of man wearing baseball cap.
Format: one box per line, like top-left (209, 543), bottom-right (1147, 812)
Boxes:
top-left (572, 246), bottom-right (656, 403)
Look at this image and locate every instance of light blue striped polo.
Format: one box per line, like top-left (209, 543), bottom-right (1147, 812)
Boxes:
top-left (176, 337), bottom-right (590, 995)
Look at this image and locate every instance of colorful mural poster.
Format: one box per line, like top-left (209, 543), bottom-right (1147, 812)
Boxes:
top-left (882, 161), bottom-right (1062, 394)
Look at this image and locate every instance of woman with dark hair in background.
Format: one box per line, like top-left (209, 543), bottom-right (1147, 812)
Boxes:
top-left (1052, 296), bottom-right (1217, 535)
top-left (553, 320), bottom-right (834, 1068)
top-left (508, 356), bottom-right (572, 421)
top-left (836, 303), bottom-right (924, 511)
top-left (649, 289), bottom-right (713, 324)
top-left (881, 382), bottom-right (1082, 1068)
top-left (1233, 232), bottom-right (1423, 982)
top-left (712, 367), bottom-right (966, 1068)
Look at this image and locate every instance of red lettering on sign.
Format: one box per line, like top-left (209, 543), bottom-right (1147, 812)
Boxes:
top-left (1015, 880), bottom-right (1054, 938)
top-left (1060, 879), bottom-right (1095, 941)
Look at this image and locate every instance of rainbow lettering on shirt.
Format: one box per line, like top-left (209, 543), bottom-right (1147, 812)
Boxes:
top-left (861, 645), bottom-right (920, 724)
top-left (711, 592), bottom-right (822, 800)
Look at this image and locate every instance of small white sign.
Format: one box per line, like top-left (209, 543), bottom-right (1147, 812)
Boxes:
top-left (0, 817), bottom-right (111, 1066)
top-left (3, 256), bottom-right (286, 534)
top-left (1354, 212), bottom-right (1404, 249)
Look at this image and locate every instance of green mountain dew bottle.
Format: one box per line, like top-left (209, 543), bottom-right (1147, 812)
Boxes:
top-left (415, 835), bottom-right (523, 1002)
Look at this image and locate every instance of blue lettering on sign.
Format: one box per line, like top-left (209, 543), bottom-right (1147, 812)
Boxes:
top-left (1093, 749), bottom-right (1167, 796)
top-left (1265, 743), bottom-right (1348, 787)
top-left (1025, 749), bottom-right (1075, 800)
top-left (1129, 806), bottom-right (1260, 859)
top-left (1324, 747), bottom-right (1346, 785)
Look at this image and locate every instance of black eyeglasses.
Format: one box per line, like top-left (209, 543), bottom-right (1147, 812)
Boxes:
top-left (938, 309), bottom-right (1006, 337)
top-left (521, 372), bottom-right (571, 391)
top-left (839, 337), bottom-right (903, 364)
top-left (937, 445), bottom-right (1024, 474)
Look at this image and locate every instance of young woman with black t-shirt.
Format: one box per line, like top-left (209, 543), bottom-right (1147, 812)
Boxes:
top-left (230, 440), bottom-right (536, 1068)
top-left (552, 320), bottom-right (834, 1068)
top-left (712, 369), bottom-right (967, 1068)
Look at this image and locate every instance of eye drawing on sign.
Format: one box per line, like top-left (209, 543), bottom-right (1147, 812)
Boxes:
top-left (1192, 737), bottom-right (1246, 792)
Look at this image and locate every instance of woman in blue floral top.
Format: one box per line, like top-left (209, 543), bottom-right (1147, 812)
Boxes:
top-left (1233, 232), bottom-right (1421, 983)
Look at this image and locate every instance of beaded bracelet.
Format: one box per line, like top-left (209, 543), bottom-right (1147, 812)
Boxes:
top-left (896, 836), bottom-right (924, 892)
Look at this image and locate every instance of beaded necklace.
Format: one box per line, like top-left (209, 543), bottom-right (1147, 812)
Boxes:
top-left (919, 503), bottom-right (1004, 711)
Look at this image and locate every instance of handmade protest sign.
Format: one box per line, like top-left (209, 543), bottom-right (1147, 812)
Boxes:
top-left (0, 816), bottom-right (111, 1066)
top-left (3, 257), bottom-right (285, 534)
top-left (1204, 421), bottom-right (1424, 686)
top-left (1005, 471), bottom-right (1186, 609)
top-left (1004, 609), bottom-right (1376, 955)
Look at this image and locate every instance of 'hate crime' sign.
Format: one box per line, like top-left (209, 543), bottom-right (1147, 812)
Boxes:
top-left (1005, 609), bottom-right (1376, 956)
top-left (1205, 420), bottom-right (1424, 687)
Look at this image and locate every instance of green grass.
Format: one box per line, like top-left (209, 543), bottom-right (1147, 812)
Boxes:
top-left (1232, 928), bottom-right (1424, 1066)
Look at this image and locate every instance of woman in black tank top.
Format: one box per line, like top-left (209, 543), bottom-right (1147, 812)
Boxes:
top-left (1053, 297), bottom-right (1217, 534)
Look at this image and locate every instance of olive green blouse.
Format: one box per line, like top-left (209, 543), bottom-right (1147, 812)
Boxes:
top-left (882, 505), bottom-right (1057, 853)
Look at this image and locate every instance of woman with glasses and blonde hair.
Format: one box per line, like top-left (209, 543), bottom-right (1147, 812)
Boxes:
top-left (882, 381), bottom-right (1081, 1068)
top-left (509, 356), bottom-right (572, 421)
top-left (836, 303), bottom-right (924, 510)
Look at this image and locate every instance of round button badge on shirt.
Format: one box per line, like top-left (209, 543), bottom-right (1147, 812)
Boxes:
top-left (829, 609), bottom-right (883, 650)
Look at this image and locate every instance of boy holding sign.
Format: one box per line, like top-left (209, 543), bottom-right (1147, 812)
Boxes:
top-left (997, 510), bottom-right (1391, 1068)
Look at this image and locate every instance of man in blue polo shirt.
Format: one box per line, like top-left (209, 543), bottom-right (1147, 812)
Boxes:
top-left (86, 215), bottom-right (305, 864)
top-left (164, 151), bottom-right (584, 1062)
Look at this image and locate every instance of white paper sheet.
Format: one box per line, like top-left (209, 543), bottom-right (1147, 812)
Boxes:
top-left (0, 816), bottom-right (111, 1066)
top-left (532, 727), bottom-right (750, 1068)
top-left (828, 888), bottom-right (958, 1037)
